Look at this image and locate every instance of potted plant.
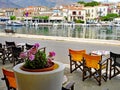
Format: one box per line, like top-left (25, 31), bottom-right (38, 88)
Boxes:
top-left (13, 43), bottom-right (65, 90)
top-left (19, 43), bottom-right (56, 72)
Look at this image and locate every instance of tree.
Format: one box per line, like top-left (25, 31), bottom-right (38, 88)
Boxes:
top-left (75, 19), bottom-right (84, 23)
top-left (85, 1), bottom-right (100, 7)
top-left (77, 1), bottom-right (100, 7)
top-left (101, 13), bottom-right (119, 21)
top-left (78, 1), bottom-right (85, 4)
top-left (10, 16), bottom-right (16, 20)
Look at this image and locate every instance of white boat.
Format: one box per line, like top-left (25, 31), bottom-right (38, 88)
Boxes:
top-left (114, 23), bottom-right (120, 27)
top-left (6, 20), bottom-right (24, 26)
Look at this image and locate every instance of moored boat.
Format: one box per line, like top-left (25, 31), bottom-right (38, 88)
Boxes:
top-left (6, 20), bottom-right (24, 26)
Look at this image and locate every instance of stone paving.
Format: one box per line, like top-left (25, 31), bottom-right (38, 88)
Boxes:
top-left (0, 34), bottom-right (120, 90)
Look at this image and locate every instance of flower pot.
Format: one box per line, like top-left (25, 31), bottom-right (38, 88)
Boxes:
top-left (13, 61), bottom-right (65, 90)
top-left (20, 62), bottom-right (55, 72)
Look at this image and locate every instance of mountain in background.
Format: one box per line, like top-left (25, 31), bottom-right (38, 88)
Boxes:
top-left (0, 0), bottom-right (22, 8)
top-left (0, 0), bottom-right (91, 8)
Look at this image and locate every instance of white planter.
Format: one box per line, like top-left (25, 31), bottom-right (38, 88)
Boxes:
top-left (13, 61), bottom-right (65, 90)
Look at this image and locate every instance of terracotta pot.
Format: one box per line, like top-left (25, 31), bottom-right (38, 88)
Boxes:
top-left (20, 62), bottom-right (56, 72)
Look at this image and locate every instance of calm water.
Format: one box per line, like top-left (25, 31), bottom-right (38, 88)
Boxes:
top-left (0, 24), bottom-right (120, 40)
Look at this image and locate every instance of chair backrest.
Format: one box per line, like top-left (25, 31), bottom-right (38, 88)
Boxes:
top-left (5, 41), bottom-right (16, 47)
top-left (69, 49), bottom-right (86, 61)
top-left (0, 43), bottom-right (2, 48)
top-left (0, 43), bottom-right (4, 53)
top-left (83, 54), bottom-right (101, 69)
top-left (110, 52), bottom-right (120, 67)
top-left (2, 68), bottom-right (17, 89)
top-left (11, 46), bottom-right (22, 58)
top-left (25, 43), bottom-right (33, 50)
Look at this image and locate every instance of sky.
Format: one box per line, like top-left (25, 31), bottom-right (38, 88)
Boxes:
top-left (93, 0), bottom-right (120, 3)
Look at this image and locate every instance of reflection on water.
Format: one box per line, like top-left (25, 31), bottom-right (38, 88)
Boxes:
top-left (0, 24), bottom-right (120, 40)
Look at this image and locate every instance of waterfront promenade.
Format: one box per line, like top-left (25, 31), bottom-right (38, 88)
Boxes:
top-left (0, 33), bottom-right (120, 90)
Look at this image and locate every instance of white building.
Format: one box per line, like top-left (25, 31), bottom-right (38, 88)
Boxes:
top-left (67, 6), bottom-right (86, 22)
top-left (84, 5), bottom-right (108, 23)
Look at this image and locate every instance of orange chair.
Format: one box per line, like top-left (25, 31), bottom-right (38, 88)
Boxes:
top-left (1, 68), bottom-right (17, 90)
top-left (69, 49), bottom-right (86, 73)
top-left (82, 54), bottom-right (108, 86)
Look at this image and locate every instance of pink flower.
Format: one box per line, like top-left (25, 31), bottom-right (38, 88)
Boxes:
top-left (49, 51), bottom-right (56, 57)
top-left (29, 54), bottom-right (35, 61)
top-left (47, 58), bottom-right (53, 67)
top-left (19, 52), bottom-right (27, 59)
top-left (34, 43), bottom-right (40, 48)
top-left (29, 47), bottom-right (37, 55)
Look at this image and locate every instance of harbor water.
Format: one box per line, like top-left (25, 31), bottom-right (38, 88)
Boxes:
top-left (0, 24), bottom-right (120, 41)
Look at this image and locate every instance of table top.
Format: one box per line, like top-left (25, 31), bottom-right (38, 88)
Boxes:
top-left (91, 50), bottom-right (110, 56)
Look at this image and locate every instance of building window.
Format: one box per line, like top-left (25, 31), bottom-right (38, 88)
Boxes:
top-left (116, 10), bottom-right (118, 12)
top-left (72, 11), bottom-right (76, 15)
top-left (104, 8), bottom-right (105, 11)
top-left (92, 9), bottom-right (93, 12)
top-left (79, 11), bottom-right (81, 15)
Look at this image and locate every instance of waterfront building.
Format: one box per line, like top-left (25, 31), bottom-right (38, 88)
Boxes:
top-left (84, 7), bottom-right (97, 23)
top-left (84, 5), bottom-right (108, 23)
top-left (5, 8), bottom-right (15, 18)
top-left (24, 6), bottom-right (49, 17)
top-left (0, 2), bottom-right (120, 24)
top-left (67, 6), bottom-right (86, 23)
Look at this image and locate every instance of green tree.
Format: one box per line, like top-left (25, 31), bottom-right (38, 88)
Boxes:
top-left (78, 1), bottom-right (85, 4)
top-left (77, 1), bottom-right (100, 7)
top-left (101, 13), bottom-right (119, 21)
top-left (85, 1), bottom-right (100, 7)
top-left (75, 19), bottom-right (84, 23)
top-left (10, 16), bottom-right (16, 20)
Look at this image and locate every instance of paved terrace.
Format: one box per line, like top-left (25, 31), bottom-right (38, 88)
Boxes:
top-left (0, 33), bottom-right (120, 90)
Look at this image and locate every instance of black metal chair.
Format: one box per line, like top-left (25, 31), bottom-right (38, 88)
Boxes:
top-left (25, 43), bottom-right (33, 50)
top-left (5, 41), bottom-right (24, 64)
top-left (5, 41), bottom-right (16, 62)
top-left (11, 46), bottom-right (24, 66)
top-left (25, 43), bottom-right (46, 53)
top-left (109, 52), bottom-right (120, 80)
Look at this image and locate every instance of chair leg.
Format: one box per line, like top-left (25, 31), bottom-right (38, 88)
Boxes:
top-left (70, 60), bottom-right (72, 73)
top-left (98, 70), bottom-right (101, 86)
top-left (105, 59), bottom-right (109, 81)
top-left (109, 59), bottom-right (112, 80)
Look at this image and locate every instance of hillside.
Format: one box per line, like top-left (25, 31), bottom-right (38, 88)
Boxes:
top-left (0, 0), bottom-right (91, 8)
top-left (0, 0), bottom-right (21, 8)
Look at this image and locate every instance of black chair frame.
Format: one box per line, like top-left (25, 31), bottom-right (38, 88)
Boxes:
top-left (109, 52), bottom-right (120, 80)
